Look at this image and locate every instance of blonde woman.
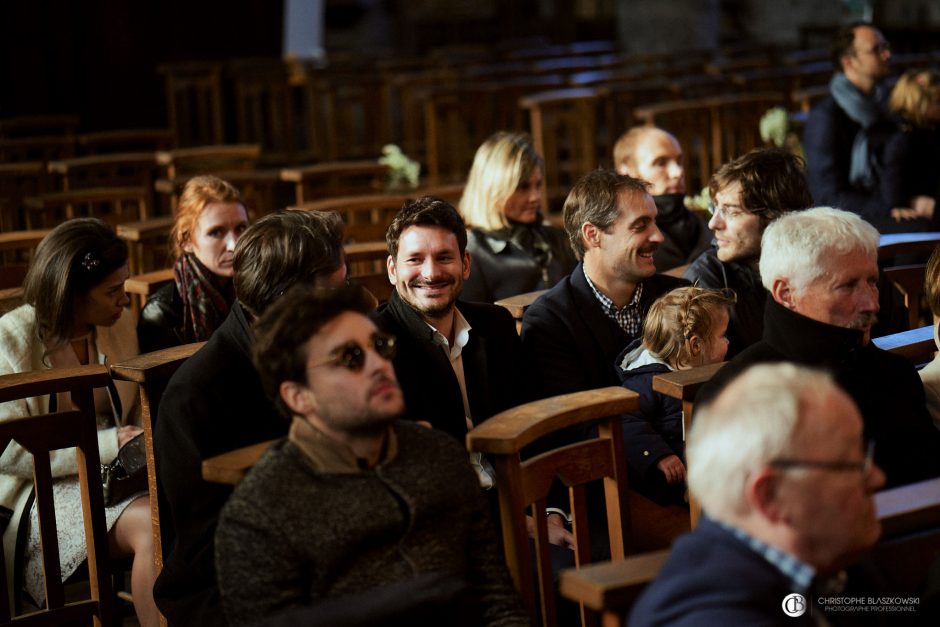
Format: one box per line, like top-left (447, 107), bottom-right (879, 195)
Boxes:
top-left (138, 175), bottom-right (249, 352)
top-left (885, 69), bottom-right (940, 225)
top-left (458, 132), bottom-right (576, 303)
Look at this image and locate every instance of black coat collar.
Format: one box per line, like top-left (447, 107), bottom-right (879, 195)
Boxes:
top-left (762, 296), bottom-right (865, 366)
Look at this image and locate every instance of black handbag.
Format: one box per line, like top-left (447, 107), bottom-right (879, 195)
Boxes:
top-left (101, 433), bottom-right (148, 506)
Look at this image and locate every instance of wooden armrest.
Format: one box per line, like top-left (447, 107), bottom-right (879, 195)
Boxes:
top-left (878, 232), bottom-right (940, 260)
top-left (202, 440), bottom-right (276, 485)
top-left (0, 365), bottom-right (111, 402)
top-left (467, 387), bottom-right (637, 455)
top-left (0, 229), bottom-right (50, 251)
top-left (651, 362), bottom-right (724, 401)
top-left (345, 241), bottom-right (388, 263)
top-left (559, 549), bottom-right (669, 611)
top-left (110, 342), bottom-right (205, 383)
top-left (156, 144), bottom-right (261, 165)
top-left (48, 152), bottom-right (156, 173)
top-left (872, 325), bottom-right (934, 362)
top-left (494, 290), bottom-right (547, 320)
top-left (23, 186), bottom-right (149, 207)
top-left (519, 87), bottom-right (598, 108)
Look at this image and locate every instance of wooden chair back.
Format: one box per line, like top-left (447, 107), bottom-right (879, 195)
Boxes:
top-left (157, 62), bottom-right (225, 147)
top-left (884, 264), bottom-right (928, 330)
top-left (76, 129), bottom-right (176, 155)
top-left (520, 88), bottom-right (600, 212)
top-left (0, 287), bottom-right (25, 317)
top-left (424, 85), bottom-right (497, 185)
top-left (559, 476), bottom-right (940, 625)
top-left (0, 162), bottom-right (50, 232)
top-left (22, 187), bottom-right (151, 229)
top-left (345, 241), bottom-right (392, 304)
top-left (124, 268), bottom-right (175, 315)
top-left (279, 161), bottom-right (388, 205)
top-left (153, 168), bottom-right (283, 218)
top-left (0, 229), bottom-right (48, 290)
top-left (116, 216), bottom-right (175, 276)
top-left (466, 387), bottom-right (638, 627)
top-left (877, 232), bottom-right (940, 262)
top-left (0, 115), bottom-right (80, 140)
top-left (202, 440), bottom-right (275, 486)
top-left (155, 144), bottom-right (261, 181)
top-left (110, 342), bottom-right (205, 605)
top-left (0, 365), bottom-right (115, 626)
top-left (0, 136), bottom-right (77, 164)
top-left (47, 153), bottom-right (159, 194)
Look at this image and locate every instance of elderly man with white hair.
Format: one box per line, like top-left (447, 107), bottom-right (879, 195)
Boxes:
top-left (696, 206), bottom-right (940, 487)
top-left (631, 364), bottom-right (885, 626)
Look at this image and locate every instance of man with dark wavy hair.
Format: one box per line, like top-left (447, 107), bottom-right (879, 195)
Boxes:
top-left (684, 147), bottom-right (813, 356)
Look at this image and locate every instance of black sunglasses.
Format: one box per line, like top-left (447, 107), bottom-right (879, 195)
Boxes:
top-left (310, 332), bottom-right (397, 372)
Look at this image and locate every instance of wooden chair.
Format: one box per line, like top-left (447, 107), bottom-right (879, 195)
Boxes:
top-left (157, 62), bottom-right (225, 147)
top-left (110, 342), bottom-right (205, 622)
top-left (47, 153), bottom-right (159, 193)
top-left (0, 136), bottom-right (77, 164)
top-left (0, 365), bottom-right (115, 626)
top-left (466, 387), bottom-right (637, 627)
top-left (877, 232), bottom-right (940, 261)
top-left (0, 162), bottom-right (49, 232)
top-left (0, 229), bottom-right (49, 290)
top-left (115, 217), bottom-right (175, 276)
top-left (22, 187), bottom-right (151, 229)
top-left (76, 129), bottom-right (176, 155)
top-left (883, 264), bottom-right (928, 330)
top-left (202, 440), bottom-right (275, 486)
top-left (559, 475), bottom-right (940, 626)
top-left (124, 268), bottom-right (174, 315)
top-left (155, 145), bottom-right (261, 181)
top-left (279, 161), bottom-right (388, 205)
top-left (345, 241), bottom-right (392, 304)
top-left (520, 88), bottom-right (600, 212)
top-left (424, 84), bottom-right (497, 185)
top-left (0, 287), bottom-right (25, 317)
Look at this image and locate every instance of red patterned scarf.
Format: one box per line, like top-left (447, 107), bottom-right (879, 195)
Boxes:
top-left (174, 253), bottom-right (235, 343)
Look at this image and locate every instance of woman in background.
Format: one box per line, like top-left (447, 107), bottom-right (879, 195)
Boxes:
top-left (138, 175), bottom-right (249, 352)
top-left (458, 132), bottom-right (576, 303)
top-left (885, 69), bottom-right (940, 226)
top-left (0, 218), bottom-right (158, 626)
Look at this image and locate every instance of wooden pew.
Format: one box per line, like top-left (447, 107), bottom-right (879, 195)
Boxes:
top-left (495, 289), bottom-right (547, 334)
top-left (116, 216), bottom-right (175, 276)
top-left (22, 186), bottom-right (151, 229)
top-left (559, 476), bottom-right (940, 627)
top-left (884, 263), bottom-right (928, 330)
top-left (279, 161), bottom-right (389, 204)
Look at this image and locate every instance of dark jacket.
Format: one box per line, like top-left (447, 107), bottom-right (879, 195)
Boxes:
top-left (463, 223), bottom-right (577, 303)
top-left (138, 281), bottom-right (183, 354)
top-left (153, 302), bottom-right (288, 627)
top-left (371, 290), bottom-right (532, 444)
top-left (652, 193), bottom-right (712, 272)
top-left (521, 263), bottom-right (688, 401)
top-left (682, 245), bottom-right (764, 358)
top-left (804, 93), bottom-right (930, 233)
top-left (629, 517), bottom-right (818, 627)
top-left (697, 296), bottom-right (940, 488)
top-left (616, 340), bottom-right (685, 505)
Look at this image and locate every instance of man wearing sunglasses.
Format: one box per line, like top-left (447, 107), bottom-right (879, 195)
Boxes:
top-left (804, 22), bottom-right (929, 233)
top-left (683, 148), bottom-right (812, 357)
top-left (632, 363), bottom-right (886, 626)
top-left (697, 207), bottom-right (940, 489)
top-left (215, 285), bottom-right (527, 627)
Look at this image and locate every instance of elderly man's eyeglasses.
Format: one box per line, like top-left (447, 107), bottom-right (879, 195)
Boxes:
top-left (770, 441), bottom-right (875, 474)
top-left (310, 332), bottom-right (397, 372)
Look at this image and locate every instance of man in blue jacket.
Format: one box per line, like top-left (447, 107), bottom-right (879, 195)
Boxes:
top-left (631, 363), bottom-right (885, 626)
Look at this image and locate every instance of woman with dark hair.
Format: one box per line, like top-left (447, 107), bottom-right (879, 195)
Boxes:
top-left (138, 175), bottom-right (249, 352)
top-left (458, 132), bottom-right (576, 303)
top-left (0, 218), bottom-right (159, 626)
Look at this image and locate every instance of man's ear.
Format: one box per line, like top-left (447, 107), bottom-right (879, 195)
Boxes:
top-left (280, 381), bottom-right (316, 417)
top-left (581, 222), bottom-right (601, 250)
top-left (462, 249), bottom-right (471, 280)
top-left (386, 254), bottom-right (397, 285)
top-left (771, 278), bottom-right (797, 310)
top-left (746, 468), bottom-right (786, 523)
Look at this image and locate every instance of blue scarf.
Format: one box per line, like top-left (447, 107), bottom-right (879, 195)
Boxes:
top-left (829, 72), bottom-right (889, 190)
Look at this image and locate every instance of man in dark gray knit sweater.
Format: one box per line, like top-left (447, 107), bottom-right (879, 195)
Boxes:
top-left (214, 285), bottom-right (529, 627)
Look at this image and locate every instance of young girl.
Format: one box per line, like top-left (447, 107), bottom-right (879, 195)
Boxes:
top-left (616, 286), bottom-right (735, 505)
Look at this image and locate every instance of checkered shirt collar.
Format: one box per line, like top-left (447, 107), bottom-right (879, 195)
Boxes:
top-left (582, 266), bottom-right (644, 336)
